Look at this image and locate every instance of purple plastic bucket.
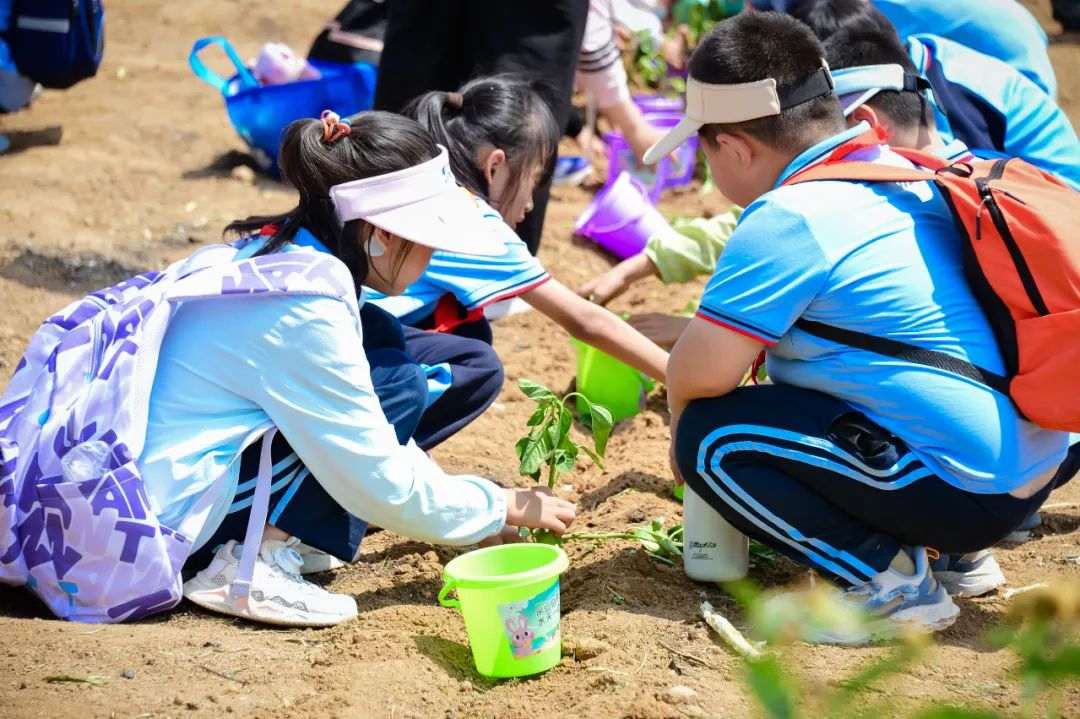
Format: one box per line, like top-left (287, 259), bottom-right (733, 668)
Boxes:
top-left (644, 111), bottom-right (699, 188)
top-left (574, 172), bottom-right (673, 259)
top-left (605, 112), bottom-right (699, 197)
top-left (632, 95), bottom-right (684, 114)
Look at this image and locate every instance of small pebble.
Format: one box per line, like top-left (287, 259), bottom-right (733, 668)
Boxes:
top-left (569, 637), bottom-right (609, 660)
top-left (121, 668), bottom-right (135, 680)
top-left (666, 685), bottom-right (698, 704)
top-left (459, 680), bottom-right (473, 693)
top-left (230, 165), bottom-right (256, 184)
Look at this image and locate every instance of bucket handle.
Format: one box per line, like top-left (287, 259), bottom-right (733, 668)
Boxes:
top-left (438, 578), bottom-right (460, 610)
top-left (189, 36), bottom-right (259, 94)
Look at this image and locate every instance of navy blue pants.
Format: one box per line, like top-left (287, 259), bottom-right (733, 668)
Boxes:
top-left (185, 305), bottom-right (504, 569)
top-left (674, 384), bottom-right (1068, 586)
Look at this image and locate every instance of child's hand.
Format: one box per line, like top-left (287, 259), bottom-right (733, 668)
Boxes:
top-left (479, 525), bottom-right (528, 547)
top-left (579, 266), bottom-right (632, 305)
top-left (628, 313), bottom-right (691, 348)
top-left (579, 253), bottom-right (660, 305)
top-left (504, 487), bottom-right (576, 536)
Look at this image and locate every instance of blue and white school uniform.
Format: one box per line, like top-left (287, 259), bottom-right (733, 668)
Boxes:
top-left (140, 236), bottom-right (507, 564)
top-left (908, 34), bottom-right (1080, 192)
top-left (367, 195), bottom-right (550, 333)
top-left (675, 124), bottom-right (1072, 586)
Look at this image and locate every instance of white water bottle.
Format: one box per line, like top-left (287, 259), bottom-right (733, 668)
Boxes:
top-left (682, 486), bottom-right (748, 582)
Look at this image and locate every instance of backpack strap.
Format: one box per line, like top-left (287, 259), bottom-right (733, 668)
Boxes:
top-left (795, 318), bottom-right (1011, 396)
top-left (780, 132), bottom-right (1011, 395)
top-left (230, 428), bottom-right (278, 609)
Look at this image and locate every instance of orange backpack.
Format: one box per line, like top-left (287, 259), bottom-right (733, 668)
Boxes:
top-left (783, 132), bottom-right (1080, 432)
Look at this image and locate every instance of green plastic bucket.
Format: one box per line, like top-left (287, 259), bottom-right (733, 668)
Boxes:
top-left (572, 339), bottom-right (655, 422)
top-left (439, 543), bottom-right (569, 678)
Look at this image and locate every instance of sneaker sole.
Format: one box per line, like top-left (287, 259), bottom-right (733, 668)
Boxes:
top-left (934, 569), bottom-right (1006, 598)
top-left (812, 598), bottom-right (960, 646)
top-left (183, 583), bottom-right (356, 628)
top-left (553, 167), bottom-right (591, 187)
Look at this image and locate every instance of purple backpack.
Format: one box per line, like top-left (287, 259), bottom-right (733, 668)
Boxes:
top-left (0, 244), bottom-right (358, 622)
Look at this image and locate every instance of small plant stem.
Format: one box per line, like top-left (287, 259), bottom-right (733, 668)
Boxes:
top-left (547, 463), bottom-right (559, 490)
top-left (562, 532), bottom-right (639, 542)
top-left (701, 601), bottom-right (765, 661)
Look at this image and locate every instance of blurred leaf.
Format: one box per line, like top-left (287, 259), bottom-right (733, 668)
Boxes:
top-left (915, 709), bottom-right (1000, 719)
top-left (744, 656), bottom-right (797, 719)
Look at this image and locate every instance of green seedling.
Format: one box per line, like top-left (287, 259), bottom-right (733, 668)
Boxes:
top-left (515, 378), bottom-right (614, 544)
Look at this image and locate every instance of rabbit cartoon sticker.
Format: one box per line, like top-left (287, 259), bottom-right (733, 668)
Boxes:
top-left (498, 583), bottom-right (561, 660)
top-left (505, 614), bottom-right (536, 658)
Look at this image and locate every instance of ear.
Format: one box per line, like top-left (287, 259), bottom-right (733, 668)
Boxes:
top-left (478, 147), bottom-right (507, 186)
top-left (715, 131), bottom-right (754, 170)
top-left (850, 105), bottom-right (890, 138)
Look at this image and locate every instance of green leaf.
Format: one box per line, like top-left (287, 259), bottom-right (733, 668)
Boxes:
top-left (517, 430), bottom-right (545, 477)
top-left (554, 444), bottom-right (578, 475)
top-left (580, 445), bottom-right (605, 470)
top-left (915, 709), bottom-right (1000, 719)
top-left (518, 378), bottom-right (556, 402)
top-left (588, 403), bottom-right (614, 457)
top-left (532, 529), bottom-right (562, 546)
top-left (526, 405), bottom-right (547, 427)
top-left (557, 404), bottom-right (573, 440)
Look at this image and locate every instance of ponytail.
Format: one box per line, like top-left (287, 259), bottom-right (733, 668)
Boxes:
top-left (405, 76), bottom-right (559, 204)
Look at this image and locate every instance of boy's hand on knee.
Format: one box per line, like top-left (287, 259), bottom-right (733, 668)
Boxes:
top-left (504, 487), bottom-right (577, 536)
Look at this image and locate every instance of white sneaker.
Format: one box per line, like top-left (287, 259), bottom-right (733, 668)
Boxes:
top-left (760, 547), bottom-right (959, 645)
top-left (183, 538), bottom-right (357, 627)
top-left (931, 550), bottom-right (1006, 597)
top-left (295, 542), bottom-right (346, 574)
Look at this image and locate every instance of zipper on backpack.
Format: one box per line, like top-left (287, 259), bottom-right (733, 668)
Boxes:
top-left (977, 159), bottom-right (1049, 316)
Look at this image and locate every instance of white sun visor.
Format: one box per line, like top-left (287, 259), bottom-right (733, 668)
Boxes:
top-left (643, 61), bottom-right (835, 165)
top-left (832, 64), bottom-right (931, 116)
top-left (329, 146), bottom-right (509, 257)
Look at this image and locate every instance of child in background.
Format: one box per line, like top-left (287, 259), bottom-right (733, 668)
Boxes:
top-left (367, 76), bottom-right (669, 382)
top-left (751, 0), bottom-right (1057, 97)
top-left (577, 0), bottom-right (667, 163)
top-left (141, 111), bottom-right (574, 626)
top-left (789, 0), bottom-right (1080, 192)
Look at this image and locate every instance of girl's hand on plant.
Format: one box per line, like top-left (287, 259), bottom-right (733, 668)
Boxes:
top-left (504, 487), bottom-right (577, 536)
top-left (479, 525), bottom-right (528, 548)
top-left (628, 313), bottom-right (691, 348)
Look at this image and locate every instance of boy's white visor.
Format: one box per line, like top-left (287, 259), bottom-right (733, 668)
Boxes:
top-left (329, 146), bottom-right (507, 257)
top-left (643, 63), bottom-right (834, 165)
top-left (832, 64), bottom-right (930, 116)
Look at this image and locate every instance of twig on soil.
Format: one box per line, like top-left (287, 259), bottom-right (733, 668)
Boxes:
top-left (197, 664), bottom-right (248, 686)
top-left (45, 674), bottom-right (108, 687)
top-left (1002, 583), bottom-right (1049, 601)
top-left (79, 627), bottom-right (107, 635)
top-left (658, 641), bottom-right (718, 670)
top-left (634, 649), bottom-right (650, 675)
top-left (1041, 502), bottom-right (1080, 511)
top-left (701, 601), bottom-right (765, 661)
top-left (585, 666), bottom-right (630, 676)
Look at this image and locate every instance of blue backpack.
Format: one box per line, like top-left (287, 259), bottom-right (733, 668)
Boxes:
top-left (8, 0), bottom-right (105, 89)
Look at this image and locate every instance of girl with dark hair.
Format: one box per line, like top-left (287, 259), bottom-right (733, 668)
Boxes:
top-left (137, 110), bottom-right (576, 627)
top-left (367, 77), bottom-right (669, 383)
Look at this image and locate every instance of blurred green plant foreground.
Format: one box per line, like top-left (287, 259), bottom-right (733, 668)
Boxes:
top-left (726, 579), bottom-right (1080, 718)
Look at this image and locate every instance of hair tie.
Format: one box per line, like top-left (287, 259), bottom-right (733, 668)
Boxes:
top-left (446, 92), bottom-right (464, 110)
top-left (320, 110), bottom-right (352, 145)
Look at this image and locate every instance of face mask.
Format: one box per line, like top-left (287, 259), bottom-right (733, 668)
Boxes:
top-left (368, 233), bottom-right (386, 258)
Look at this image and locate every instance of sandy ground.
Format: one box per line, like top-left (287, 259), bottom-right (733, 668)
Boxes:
top-left (0, 1), bottom-right (1077, 717)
